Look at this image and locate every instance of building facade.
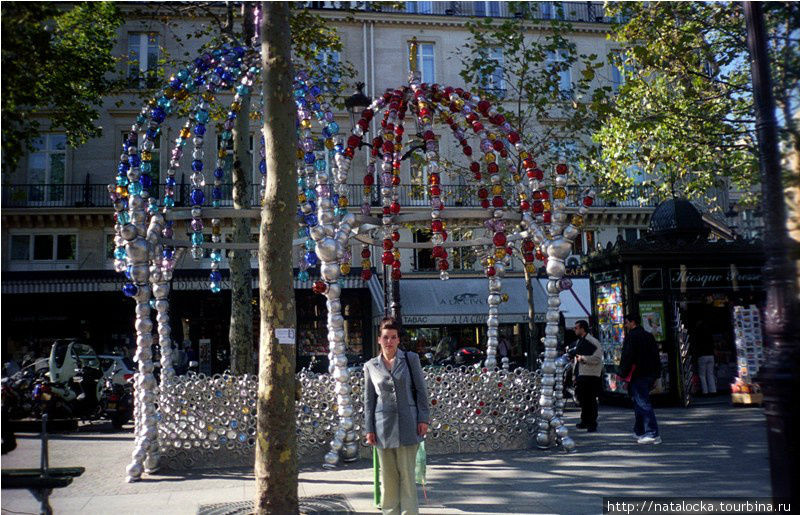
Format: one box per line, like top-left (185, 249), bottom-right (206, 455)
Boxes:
top-left (2, 2), bottom-right (666, 368)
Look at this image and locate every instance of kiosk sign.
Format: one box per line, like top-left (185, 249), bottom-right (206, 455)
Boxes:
top-left (669, 267), bottom-right (762, 290)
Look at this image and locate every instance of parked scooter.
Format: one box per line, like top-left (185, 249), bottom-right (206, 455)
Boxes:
top-left (100, 374), bottom-right (134, 429)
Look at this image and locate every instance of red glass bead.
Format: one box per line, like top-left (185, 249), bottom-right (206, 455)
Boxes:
top-left (466, 112), bottom-right (478, 123)
top-left (475, 409), bottom-right (482, 415)
top-left (391, 269), bottom-right (402, 280)
top-left (347, 135), bottom-right (361, 148)
top-left (470, 161), bottom-right (480, 173)
top-left (428, 173), bottom-right (440, 185)
top-left (312, 281), bottom-right (327, 294)
top-left (472, 121), bottom-right (484, 132)
top-left (432, 245), bottom-right (445, 258)
top-left (463, 146), bottom-right (472, 156)
top-left (361, 248), bottom-right (371, 258)
top-left (363, 174), bottom-right (374, 186)
top-left (508, 131), bottom-right (520, 144)
top-left (556, 163), bottom-right (568, 174)
top-left (477, 188), bottom-right (488, 199)
top-left (540, 190), bottom-right (550, 200)
top-left (440, 230), bottom-right (448, 241)
top-left (543, 211), bottom-right (552, 223)
top-left (392, 260), bottom-right (401, 269)
top-left (382, 141), bottom-right (393, 153)
top-left (493, 232), bottom-right (507, 247)
top-left (492, 196), bottom-right (504, 208)
top-left (357, 118), bottom-right (369, 131)
top-left (392, 175), bottom-right (401, 186)
top-left (392, 231), bottom-right (400, 241)
top-left (361, 269), bottom-right (372, 280)
top-left (382, 206), bottom-right (390, 215)
top-left (394, 125), bottom-right (404, 136)
top-left (506, 246), bottom-right (514, 256)
top-left (523, 158), bottom-right (535, 169)
top-left (438, 259), bottom-right (449, 271)
top-left (533, 168), bottom-right (544, 180)
top-left (486, 266), bottom-right (496, 277)
top-left (381, 252), bottom-right (394, 265)
top-left (474, 172), bottom-right (482, 181)
top-left (431, 220), bottom-right (443, 232)
top-left (390, 202), bottom-right (401, 214)
top-left (525, 253), bottom-right (534, 262)
top-left (430, 185), bottom-right (441, 196)
top-left (522, 240), bottom-right (535, 252)
top-left (487, 162), bottom-right (499, 174)
top-left (520, 200), bottom-right (530, 211)
top-left (362, 108), bottom-right (374, 120)
top-left (423, 130), bottom-right (435, 141)
top-left (492, 140), bottom-right (504, 151)
top-left (533, 200), bottom-right (544, 213)
top-left (383, 239), bottom-right (393, 250)
top-left (583, 196), bottom-right (594, 207)
top-left (481, 199), bottom-right (490, 209)
top-left (344, 147), bottom-right (354, 159)
top-left (477, 100), bottom-right (490, 113)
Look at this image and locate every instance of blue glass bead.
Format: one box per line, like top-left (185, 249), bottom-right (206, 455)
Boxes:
top-left (146, 127), bottom-right (160, 140)
top-left (194, 124), bottom-right (206, 136)
top-left (139, 174), bottom-right (152, 188)
top-left (163, 196), bottom-right (175, 208)
top-left (136, 114), bottom-right (147, 125)
top-left (328, 121), bottom-right (339, 135)
top-left (334, 143), bottom-right (344, 153)
top-left (304, 213), bottom-right (317, 226)
top-left (165, 176), bottom-right (176, 187)
top-left (148, 203), bottom-right (158, 214)
top-left (149, 299), bottom-right (157, 309)
top-left (321, 126), bottom-right (331, 138)
top-left (305, 189), bottom-right (317, 201)
top-left (210, 282), bottom-right (221, 293)
top-left (122, 283), bottom-right (138, 297)
top-left (331, 194), bottom-right (339, 205)
top-left (297, 270), bottom-right (310, 282)
top-left (298, 227), bottom-right (309, 238)
top-left (233, 46), bottom-right (245, 57)
top-left (227, 111), bottom-right (237, 120)
top-left (230, 420), bottom-right (238, 429)
top-left (185, 81), bottom-right (197, 93)
top-left (214, 65), bottom-right (224, 76)
top-left (118, 162), bottom-right (130, 173)
top-left (297, 178), bottom-right (306, 188)
top-left (209, 270), bottom-right (222, 282)
top-left (236, 84), bottom-right (249, 95)
top-left (191, 159), bottom-right (203, 172)
top-left (259, 160), bottom-right (267, 174)
top-left (210, 251), bottom-right (222, 262)
top-left (304, 152), bottom-right (315, 164)
top-left (212, 187), bottom-right (222, 200)
top-left (212, 200), bottom-right (220, 208)
top-left (163, 248), bottom-right (174, 259)
top-left (220, 131), bottom-right (232, 141)
top-left (128, 182), bottom-right (143, 196)
top-left (315, 160), bottom-right (326, 172)
top-left (334, 207), bottom-right (342, 217)
top-left (151, 107), bottom-right (166, 123)
top-left (177, 69), bottom-right (190, 81)
top-left (195, 110), bottom-right (210, 123)
top-left (219, 436), bottom-right (227, 444)
top-left (114, 247), bottom-right (127, 260)
top-left (116, 176), bottom-right (129, 187)
top-left (190, 188), bottom-right (205, 205)
top-left (338, 278), bottom-right (345, 287)
top-left (194, 57), bottom-right (206, 70)
top-left (312, 102), bottom-right (321, 111)
top-left (118, 212), bottom-right (130, 224)
top-left (191, 232), bottom-right (204, 245)
top-left (304, 251), bottom-right (318, 266)
top-left (238, 434), bottom-right (246, 443)
top-left (128, 154), bottom-right (141, 167)
top-left (305, 239), bottom-right (316, 250)
top-left (215, 390), bottom-right (223, 398)
top-left (294, 88), bottom-right (306, 98)
top-left (125, 266), bottom-right (133, 280)
top-left (213, 168), bottom-right (224, 180)
top-left (307, 200), bottom-right (316, 212)
top-left (140, 162), bottom-right (151, 173)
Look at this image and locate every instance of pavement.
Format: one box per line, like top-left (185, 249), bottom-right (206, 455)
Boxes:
top-left (1, 398), bottom-right (771, 514)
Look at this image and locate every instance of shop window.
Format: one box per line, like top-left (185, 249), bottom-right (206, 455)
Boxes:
top-left (27, 134), bottom-right (66, 203)
top-left (128, 32), bottom-right (159, 89)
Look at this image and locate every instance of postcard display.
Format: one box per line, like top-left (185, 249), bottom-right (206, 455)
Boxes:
top-left (596, 281), bottom-right (626, 393)
top-left (731, 305), bottom-right (765, 403)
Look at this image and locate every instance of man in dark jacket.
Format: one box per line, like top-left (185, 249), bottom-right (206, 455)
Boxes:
top-left (619, 313), bottom-right (662, 444)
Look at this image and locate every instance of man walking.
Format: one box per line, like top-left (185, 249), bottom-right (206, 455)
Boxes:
top-left (619, 313), bottom-right (662, 444)
top-left (571, 320), bottom-right (603, 432)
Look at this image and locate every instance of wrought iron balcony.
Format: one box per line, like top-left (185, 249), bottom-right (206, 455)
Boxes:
top-left (2, 183), bottom-right (658, 210)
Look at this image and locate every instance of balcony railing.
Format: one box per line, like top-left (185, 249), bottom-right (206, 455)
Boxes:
top-left (300, 1), bottom-right (613, 23)
top-left (2, 183), bottom-right (658, 210)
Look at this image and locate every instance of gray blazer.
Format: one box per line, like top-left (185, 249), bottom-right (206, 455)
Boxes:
top-left (364, 350), bottom-right (430, 449)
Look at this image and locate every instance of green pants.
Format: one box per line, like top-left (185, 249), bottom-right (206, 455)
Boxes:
top-left (377, 443), bottom-right (419, 515)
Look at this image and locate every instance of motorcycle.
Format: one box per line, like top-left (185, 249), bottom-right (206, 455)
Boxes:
top-left (100, 375), bottom-right (134, 430)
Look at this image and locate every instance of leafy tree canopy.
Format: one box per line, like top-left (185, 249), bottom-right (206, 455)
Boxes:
top-left (1, 2), bottom-right (122, 175)
top-left (588, 2), bottom-right (799, 206)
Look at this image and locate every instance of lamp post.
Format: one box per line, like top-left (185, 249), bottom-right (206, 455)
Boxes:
top-left (744, 1), bottom-right (800, 503)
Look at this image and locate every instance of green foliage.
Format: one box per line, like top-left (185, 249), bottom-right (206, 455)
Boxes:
top-left (456, 1), bottom-right (609, 178)
top-left (588, 2), bottom-right (799, 205)
top-left (1, 2), bottom-right (122, 175)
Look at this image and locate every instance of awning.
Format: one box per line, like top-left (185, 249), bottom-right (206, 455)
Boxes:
top-left (397, 277), bottom-right (549, 326)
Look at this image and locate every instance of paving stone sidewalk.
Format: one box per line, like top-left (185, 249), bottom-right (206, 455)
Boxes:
top-left (0, 399), bottom-right (770, 514)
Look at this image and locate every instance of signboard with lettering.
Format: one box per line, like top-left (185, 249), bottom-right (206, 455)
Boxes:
top-left (638, 269), bottom-right (663, 290)
top-left (668, 267), bottom-right (762, 290)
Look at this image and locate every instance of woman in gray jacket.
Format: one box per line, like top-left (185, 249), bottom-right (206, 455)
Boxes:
top-left (364, 317), bottom-right (430, 515)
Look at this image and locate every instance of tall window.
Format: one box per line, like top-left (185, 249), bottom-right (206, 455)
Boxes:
top-left (610, 51), bottom-right (632, 93)
top-left (474, 1), bottom-right (501, 16)
top-left (406, 1), bottom-right (432, 13)
top-left (481, 48), bottom-right (505, 97)
top-left (413, 230), bottom-right (435, 271)
top-left (547, 49), bottom-right (572, 97)
top-left (128, 32), bottom-right (159, 89)
top-left (409, 42), bottom-right (435, 84)
top-left (28, 134), bottom-right (66, 203)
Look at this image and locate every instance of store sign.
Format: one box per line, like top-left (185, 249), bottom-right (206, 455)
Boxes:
top-left (669, 267), bottom-right (762, 290)
top-left (440, 293), bottom-right (484, 306)
top-left (638, 269), bottom-right (663, 290)
top-left (403, 313), bottom-right (544, 326)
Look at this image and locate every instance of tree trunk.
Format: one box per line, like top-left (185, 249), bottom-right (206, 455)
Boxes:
top-left (228, 3), bottom-right (256, 376)
top-left (523, 263), bottom-right (539, 369)
top-left (255, 2), bottom-right (298, 513)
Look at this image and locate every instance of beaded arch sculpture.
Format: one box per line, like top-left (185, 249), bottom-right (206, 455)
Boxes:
top-left (110, 37), bottom-right (593, 480)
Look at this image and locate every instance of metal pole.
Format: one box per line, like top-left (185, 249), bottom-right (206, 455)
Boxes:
top-left (743, 1), bottom-right (800, 503)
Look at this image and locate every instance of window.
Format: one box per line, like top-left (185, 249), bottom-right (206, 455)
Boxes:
top-left (413, 230), bottom-right (435, 271)
top-left (541, 2), bottom-right (564, 20)
top-left (406, 1), bottom-right (432, 13)
top-left (450, 228), bottom-right (479, 271)
top-left (546, 49), bottom-right (572, 97)
top-left (409, 42), bottom-right (435, 84)
top-left (610, 51), bottom-right (632, 93)
top-left (314, 49), bottom-right (341, 91)
top-left (128, 32), bottom-right (159, 89)
top-left (474, 1), bottom-right (501, 16)
top-left (27, 134), bottom-right (66, 203)
top-left (584, 230), bottom-right (596, 253)
top-left (480, 48), bottom-right (505, 97)
top-left (624, 228), bottom-right (639, 242)
top-left (11, 233), bottom-right (77, 261)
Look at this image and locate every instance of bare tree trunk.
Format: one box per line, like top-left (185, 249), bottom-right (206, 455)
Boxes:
top-left (229, 3), bottom-right (256, 376)
top-left (523, 263), bottom-right (539, 369)
top-left (255, 2), bottom-right (298, 513)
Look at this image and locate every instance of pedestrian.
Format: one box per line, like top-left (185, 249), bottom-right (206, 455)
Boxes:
top-left (364, 317), bottom-right (430, 515)
top-left (692, 320), bottom-right (717, 395)
top-left (571, 320), bottom-right (603, 432)
top-left (619, 313), bottom-right (662, 445)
